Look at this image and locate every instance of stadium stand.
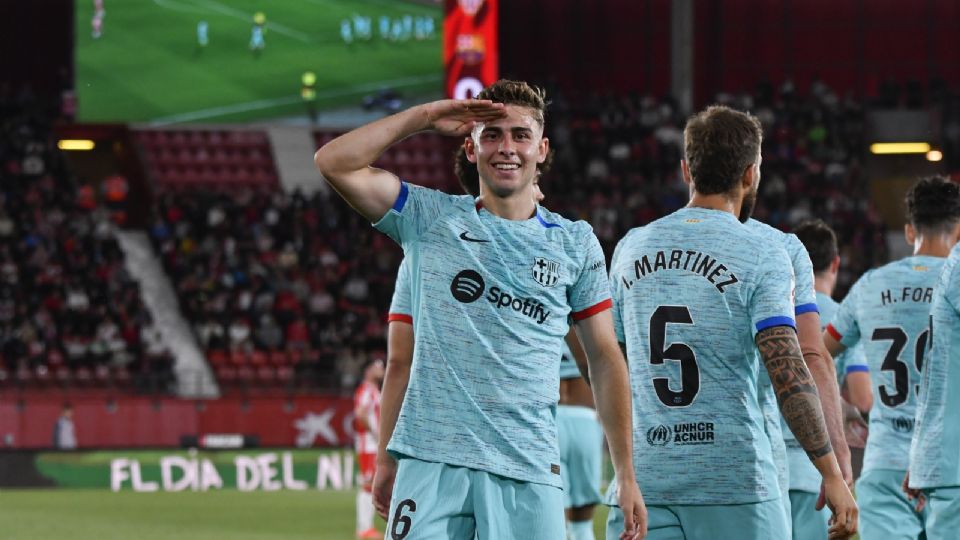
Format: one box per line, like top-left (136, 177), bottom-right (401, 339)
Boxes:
top-left (136, 129), bottom-right (278, 191)
top-left (539, 81), bottom-right (888, 297)
top-left (0, 86), bottom-right (173, 395)
top-left (135, 81), bottom-right (891, 395)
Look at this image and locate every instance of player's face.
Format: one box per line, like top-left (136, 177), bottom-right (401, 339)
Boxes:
top-left (466, 105), bottom-right (548, 199)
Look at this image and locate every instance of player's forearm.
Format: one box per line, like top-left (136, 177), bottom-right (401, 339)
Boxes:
top-left (797, 315), bottom-right (849, 462)
top-left (376, 360), bottom-right (411, 461)
top-left (314, 105), bottom-right (430, 178)
top-left (757, 327), bottom-right (840, 478)
top-left (588, 349), bottom-right (636, 479)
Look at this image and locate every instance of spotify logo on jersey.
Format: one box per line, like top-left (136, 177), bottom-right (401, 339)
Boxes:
top-left (450, 270), bottom-right (485, 303)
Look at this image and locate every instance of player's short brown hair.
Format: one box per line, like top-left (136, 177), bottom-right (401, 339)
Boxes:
top-left (476, 79), bottom-right (548, 127)
top-left (683, 105), bottom-right (763, 196)
top-left (794, 219), bottom-right (838, 273)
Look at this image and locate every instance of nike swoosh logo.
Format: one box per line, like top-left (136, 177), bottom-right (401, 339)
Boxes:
top-left (459, 231), bottom-right (490, 243)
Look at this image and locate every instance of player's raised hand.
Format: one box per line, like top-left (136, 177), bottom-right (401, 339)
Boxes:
top-left (617, 477), bottom-right (648, 540)
top-left (372, 455), bottom-right (397, 520)
top-left (819, 475), bottom-right (858, 539)
top-left (421, 99), bottom-right (506, 137)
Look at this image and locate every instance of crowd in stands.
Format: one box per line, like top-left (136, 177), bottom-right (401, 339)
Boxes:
top-left (150, 187), bottom-right (398, 391)
top-left (153, 80), bottom-right (895, 393)
top-left (0, 78), bottom-right (914, 395)
top-left (539, 79), bottom-right (889, 297)
top-left (0, 84), bottom-right (172, 393)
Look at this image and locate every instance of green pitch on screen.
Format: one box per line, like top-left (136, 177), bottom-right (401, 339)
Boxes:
top-left (75, 0), bottom-right (442, 124)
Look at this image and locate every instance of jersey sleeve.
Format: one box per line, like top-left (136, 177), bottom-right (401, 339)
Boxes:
top-left (786, 234), bottom-right (818, 315)
top-left (749, 245), bottom-right (797, 334)
top-left (942, 260), bottom-right (960, 312)
top-left (388, 257), bottom-right (413, 324)
top-left (827, 278), bottom-right (863, 348)
top-left (373, 182), bottom-right (450, 247)
top-left (569, 227), bottom-right (613, 321)
top-left (609, 236), bottom-right (628, 343)
top-left (840, 343), bottom-right (869, 376)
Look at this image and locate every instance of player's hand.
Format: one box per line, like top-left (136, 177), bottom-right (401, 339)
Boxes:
top-left (420, 99), bottom-right (506, 137)
top-left (834, 443), bottom-right (854, 487)
top-left (901, 470), bottom-right (927, 513)
top-left (616, 477), bottom-right (647, 540)
top-left (372, 455), bottom-right (397, 520)
top-left (842, 400), bottom-right (868, 449)
top-left (818, 475), bottom-right (858, 539)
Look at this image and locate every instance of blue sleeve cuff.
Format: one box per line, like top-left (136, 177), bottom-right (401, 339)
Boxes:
top-left (794, 303), bottom-right (819, 315)
top-left (756, 315), bottom-right (797, 333)
top-left (846, 365), bottom-right (869, 374)
top-left (392, 181), bottom-right (410, 212)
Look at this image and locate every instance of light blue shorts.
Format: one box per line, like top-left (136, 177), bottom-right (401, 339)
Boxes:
top-left (856, 468), bottom-right (924, 540)
top-left (923, 485), bottom-right (960, 540)
top-left (386, 455), bottom-right (565, 539)
top-left (558, 404), bottom-right (603, 508)
top-left (605, 498), bottom-right (788, 540)
top-left (788, 489), bottom-right (829, 540)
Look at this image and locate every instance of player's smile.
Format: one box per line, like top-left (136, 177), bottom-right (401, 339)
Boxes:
top-left (468, 104), bottom-right (548, 196)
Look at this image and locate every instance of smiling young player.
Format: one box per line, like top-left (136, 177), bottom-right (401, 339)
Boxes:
top-left (314, 80), bottom-right (645, 540)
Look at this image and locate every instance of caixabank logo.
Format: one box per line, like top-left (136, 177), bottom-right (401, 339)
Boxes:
top-left (450, 269), bottom-right (551, 324)
top-left (646, 422), bottom-right (716, 446)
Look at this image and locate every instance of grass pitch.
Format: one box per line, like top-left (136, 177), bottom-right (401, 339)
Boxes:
top-left (75, 0), bottom-right (442, 124)
top-left (0, 489), bottom-right (611, 539)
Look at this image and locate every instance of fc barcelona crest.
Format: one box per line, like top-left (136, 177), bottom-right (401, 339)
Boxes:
top-left (532, 257), bottom-right (561, 288)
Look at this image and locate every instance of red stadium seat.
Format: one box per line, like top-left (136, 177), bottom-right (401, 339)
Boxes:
top-left (74, 367), bottom-right (93, 387)
top-left (113, 366), bottom-right (132, 387)
top-left (33, 365), bottom-right (53, 387)
top-left (256, 366), bottom-right (276, 384)
top-left (207, 350), bottom-right (228, 366)
top-left (94, 365), bottom-right (111, 386)
top-left (249, 351), bottom-right (268, 366)
top-left (216, 365), bottom-right (238, 385)
top-left (269, 350), bottom-right (287, 366)
top-left (276, 366), bottom-right (294, 384)
top-left (229, 350), bottom-right (248, 366)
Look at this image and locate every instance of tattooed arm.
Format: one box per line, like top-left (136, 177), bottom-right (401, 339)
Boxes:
top-left (757, 326), bottom-right (858, 539)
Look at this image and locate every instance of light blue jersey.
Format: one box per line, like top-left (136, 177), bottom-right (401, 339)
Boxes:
top-left (828, 255), bottom-right (944, 474)
top-left (816, 292), bottom-right (869, 386)
top-left (374, 183), bottom-right (612, 488)
top-left (910, 243), bottom-right (960, 489)
top-left (609, 207), bottom-right (796, 505)
top-left (388, 257), bottom-right (412, 322)
top-left (249, 26), bottom-right (264, 49)
top-left (558, 342), bottom-right (581, 380)
top-left (746, 219), bottom-right (817, 499)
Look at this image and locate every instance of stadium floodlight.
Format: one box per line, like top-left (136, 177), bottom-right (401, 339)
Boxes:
top-left (869, 142), bottom-right (931, 154)
top-left (926, 150), bottom-right (944, 162)
top-left (58, 139), bottom-right (96, 151)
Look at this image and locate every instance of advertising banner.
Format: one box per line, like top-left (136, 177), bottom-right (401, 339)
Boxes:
top-left (444, 0), bottom-right (498, 99)
top-left (1, 449), bottom-right (357, 491)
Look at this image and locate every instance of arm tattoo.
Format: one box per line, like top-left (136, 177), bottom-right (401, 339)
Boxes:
top-left (756, 326), bottom-right (833, 460)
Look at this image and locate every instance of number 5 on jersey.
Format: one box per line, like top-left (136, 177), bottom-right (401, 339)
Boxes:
top-left (650, 305), bottom-right (700, 407)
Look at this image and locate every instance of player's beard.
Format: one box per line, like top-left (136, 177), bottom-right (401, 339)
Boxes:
top-left (738, 186), bottom-right (758, 223)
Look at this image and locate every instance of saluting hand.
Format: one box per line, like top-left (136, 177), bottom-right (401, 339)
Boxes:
top-left (421, 99), bottom-right (507, 137)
